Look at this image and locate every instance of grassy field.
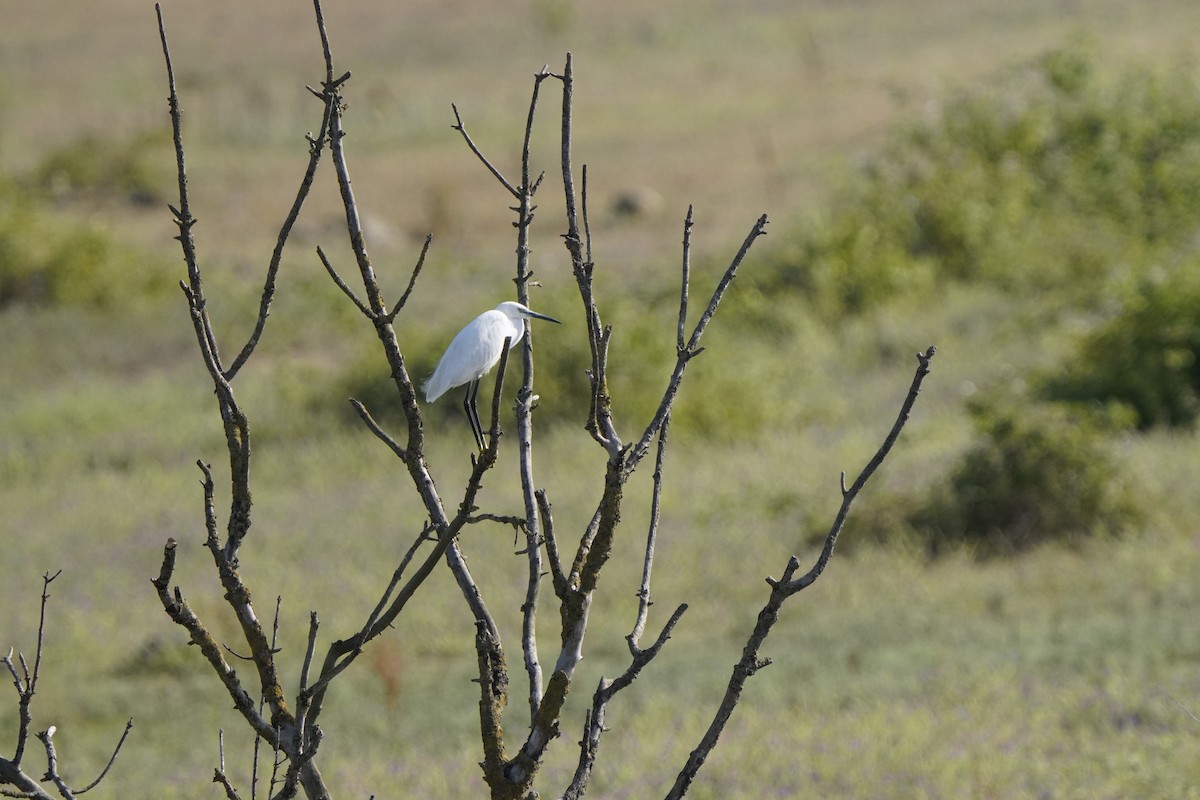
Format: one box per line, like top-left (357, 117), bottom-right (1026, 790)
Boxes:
top-left (4, 1), bottom-right (1200, 798)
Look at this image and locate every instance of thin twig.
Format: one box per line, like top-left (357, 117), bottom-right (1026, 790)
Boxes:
top-left (581, 164), bottom-right (593, 267)
top-left (224, 48), bottom-right (338, 380)
top-left (301, 518), bottom-right (432, 706)
top-left (156, 4), bottom-right (225, 380)
top-left (451, 103), bottom-right (519, 198)
top-left (214, 730), bottom-right (243, 800)
top-left (562, 602), bottom-right (688, 800)
top-left (214, 771), bottom-right (243, 800)
top-left (385, 234), bottom-right (432, 324)
top-left (626, 213), bottom-right (769, 475)
top-left (287, 611), bottom-right (320, 797)
top-left (666, 346), bottom-right (937, 800)
top-left (466, 513), bottom-right (527, 529)
top-left (538, 490), bottom-right (566, 599)
top-left (677, 207), bottom-right (693, 354)
top-left (557, 54), bottom-right (619, 455)
top-left (629, 414), bottom-right (671, 651)
top-left (318, 246), bottom-right (373, 319)
top-left (71, 719), bottom-right (133, 795)
top-left (248, 597), bottom-right (283, 800)
top-left (349, 399), bottom-right (409, 463)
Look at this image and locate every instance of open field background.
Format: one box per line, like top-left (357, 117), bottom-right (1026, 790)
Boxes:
top-left (4, 1), bottom-right (1200, 797)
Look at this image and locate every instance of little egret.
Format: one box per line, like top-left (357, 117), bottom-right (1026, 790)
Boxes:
top-left (424, 301), bottom-right (560, 450)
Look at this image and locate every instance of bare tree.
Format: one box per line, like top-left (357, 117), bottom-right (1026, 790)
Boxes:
top-left (1, 572), bottom-right (133, 800)
top-left (147, 2), bottom-right (936, 799)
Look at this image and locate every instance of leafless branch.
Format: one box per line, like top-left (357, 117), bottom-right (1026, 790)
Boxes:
top-left (213, 730), bottom-right (242, 800)
top-left (0, 576), bottom-right (132, 799)
top-left (666, 346), bottom-right (937, 799)
top-left (249, 598), bottom-right (284, 800)
top-left (466, 514), bottom-right (527, 530)
top-left (6, 571), bottom-right (60, 769)
top-left (317, 246), bottom-right (372, 319)
top-left (214, 768), bottom-right (242, 800)
top-left (538, 490), bottom-right (567, 599)
top-left (581, 165), bottom-right (593, 266)
top-left (34, 729), bottom-right (72, 800)
top-left (510, 67), bottom-right (556, 724)
top-left (348, 399), bottom-right (408, 463)
top-left (451, 103), bottom-right (520, 198)
top-left (561, 601), bottom-right (688, 800)
top-left (0, 759), bottom-right (47, 797)
top-left (677, 208), bottom-right (693, 353)
top-left (626, 211), bottom-right (769, 476)
top-left (486, 340), bottom-right (512, 453)
top-left (557, 54), bottom-right (620, 456)
top-left (156, 4), bottom-right (222, 376)
top-left (151, 539), bottom-right (277, 745)
top-left (781, 350), bottom-right (939, 591)
top-left (223, 31), bottom-right (338, 380)
top-left (629, 414), bottom-right (671, 650)
top-left (561, 419), bottom-right (688, 799)
top-left (384, 234), bottom-right (432, 324)
top-left (0, 573), bottom-right (107, 800)
top-left (73, 719), bottom-right (133, 795)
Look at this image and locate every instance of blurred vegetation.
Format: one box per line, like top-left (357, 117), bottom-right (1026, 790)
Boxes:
top-left (917, 399), bottom-right (1141, 557)
top-left (770, 44), bottom-right (1200, 558)
top-left (29, 130), bottom-right (171, 207)
top-left (844, 397), bottom-right (1142, 559)
top-left (757, 45), bottom-right (1200, 318)
top-left (0, 132), bottom-right (171, 309)
top-left (1044, 267), bottom-right (1200, 429)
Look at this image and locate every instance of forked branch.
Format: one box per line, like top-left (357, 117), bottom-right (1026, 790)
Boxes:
top-left (626, 209), bottom-right (769, 475)
top-left (153, 2), bottom-right (344, 796)
top-left (1, 574), bottom-right (132, 800)
top-left (561, 417), bottom-right (688, 799)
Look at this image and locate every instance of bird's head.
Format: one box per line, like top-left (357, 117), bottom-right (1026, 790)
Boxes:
top-left (497, 301), bottom-right (560, 325)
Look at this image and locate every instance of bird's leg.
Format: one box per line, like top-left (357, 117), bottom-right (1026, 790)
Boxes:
top-left (465, 379), bottom-right (486, 451)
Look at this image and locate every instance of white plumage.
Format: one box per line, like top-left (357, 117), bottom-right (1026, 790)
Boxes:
top-left (424, 301), bottom-right (559, 449)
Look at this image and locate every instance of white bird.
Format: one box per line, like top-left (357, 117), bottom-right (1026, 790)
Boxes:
top-left (424, 301), bottom-right (560, 450)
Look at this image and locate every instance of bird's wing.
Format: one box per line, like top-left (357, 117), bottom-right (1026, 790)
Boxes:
top-left (424, 312), bottom-right (509, 402)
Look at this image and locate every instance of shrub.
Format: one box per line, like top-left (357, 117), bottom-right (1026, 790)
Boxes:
top-left (757, 46), bottom-right (1200, 319)
top-left (909, 399), bottom-right (1141, 558)
top-left (0, 177), bottom-right (165, 310)
top-left (1043, 269), bottom-right (1200, 429)
top-left (30, 130), bottom-right (171, 206)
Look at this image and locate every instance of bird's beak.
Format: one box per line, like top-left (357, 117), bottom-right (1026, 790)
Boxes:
top-left (527, 309), bottom-right (561, 324)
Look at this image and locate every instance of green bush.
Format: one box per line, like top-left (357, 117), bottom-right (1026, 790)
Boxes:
top-left (1043, 269), bottom-right (1200, 429)
top-left (30, 130), bottom-right (171, 206)
top-left (909, 399), bottom-right (1141, 558)
top-left (758, 46), bottom-right (1200, 319)
top-left (0, 177), bottom-right (165, 310)
top-left (0, 130), bottom-right (174, 310)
